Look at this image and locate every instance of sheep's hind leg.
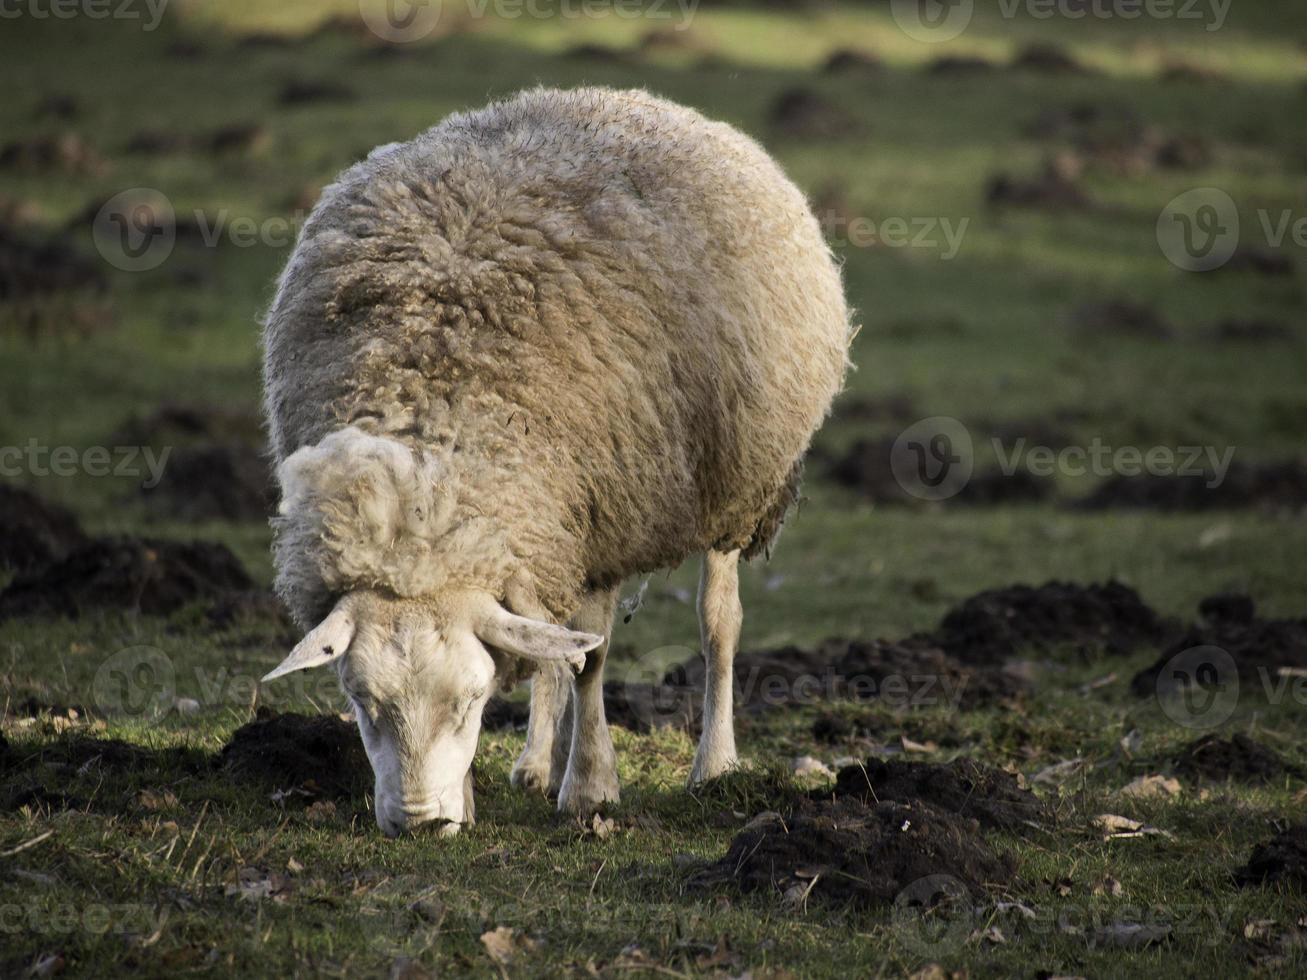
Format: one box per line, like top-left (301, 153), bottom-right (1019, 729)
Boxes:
top-left (557, 588), bottom-right (621, 816)
top-left (510, 662), bottom-right (572, 796)
top-left (689, 548), bottom-right (741, 785)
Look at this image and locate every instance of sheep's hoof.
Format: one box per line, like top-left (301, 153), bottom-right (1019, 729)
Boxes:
top-left (688, 752), bottom-right (740, 787)
top-left (510, 753), bottom-right (555, 796)
top-left (557, 770), bottom-right (620, 817)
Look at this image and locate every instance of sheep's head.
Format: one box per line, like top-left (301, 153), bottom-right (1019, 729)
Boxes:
top-left (261, 589), bottom-right (601, 837)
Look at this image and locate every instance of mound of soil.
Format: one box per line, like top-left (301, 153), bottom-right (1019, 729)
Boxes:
top-left (768, 88), bottom-right (863, 140)
top-left (825, 436), bottom-right (1054, 507)
top-left (0, 536), bottom-right (254, 620)
top-left (33, 93), bottom-right (79, 121)
top-left (1069, 298), bottom-right (1173, 340)
top-left (928, 55), bottom-right (996, 75)
top-left (218, 709), bottom-right (370, 799)
top-left (140, 443), bottom-right (275, 521)
top-left (0, 484), bottom-right (87, 575)
top-left (0, 222), bottom-right (106, 302)
top-left (822, 49), bottom-right (881, 74)
top-left (1078, 459), bottom-right (1307, 512)
top-left (483, 697), bottom-right (530, 731)
top-left (829, 758), bottom-right (1050, 832)
top-left (694, 797), bottom-right (1015, 908)
top-left (1211, 319), bottom-right (1294, 343)
top-left (1, 735), bottom-right (205, 812)
top-left (604, 637), bottom-right (1026, 733)
top-left (1236, 825), bottom-right (1307, 888)
top-left (926, 580), bottom-right (1168, 666)
top-left (1131, 595), bottom-right (1307, 695)
top-left (1224, 246), bottom-right (1294, 277)
top-left (278, 78), bottom-right (356, 106)
top-left (0, 133), bottom-right (106, 175)
top-left (109, 402), bottom-right (265, 449)
top-left (1174, 734), bottom-right (1301, 784)
top-left (206, 122), bottom-right (270, 156)
top-left (1011, 43), bottom-right (1088, 74)
top-left (987, 154), bottom-right (1091, 210)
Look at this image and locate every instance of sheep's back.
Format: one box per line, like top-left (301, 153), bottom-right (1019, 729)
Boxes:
top-left (264, 88), bottom-right (849, 609)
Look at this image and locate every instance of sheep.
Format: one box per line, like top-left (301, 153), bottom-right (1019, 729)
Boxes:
top-left (260, 86), bottom-right (852, 836)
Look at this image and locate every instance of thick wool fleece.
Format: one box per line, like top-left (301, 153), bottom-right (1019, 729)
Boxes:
top-left (263, 87), bottom-right (852, 628)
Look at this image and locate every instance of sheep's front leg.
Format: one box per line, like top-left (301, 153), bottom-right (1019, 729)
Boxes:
top-left (510, 662), bottom-right (572, 796)
top-left (689, 548), bottom-right (741, 785)
top-left (557, 589), bottom-right (620, 816)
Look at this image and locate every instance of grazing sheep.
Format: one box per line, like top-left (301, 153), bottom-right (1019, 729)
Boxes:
top-left (260, 87), bottom-right (851, 836)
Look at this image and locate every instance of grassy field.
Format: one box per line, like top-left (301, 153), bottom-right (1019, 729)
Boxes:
top-left (2, 0), bottom-right (1306, 976)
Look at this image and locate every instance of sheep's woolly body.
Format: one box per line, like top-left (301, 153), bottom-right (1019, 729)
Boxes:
top-left (263, 87), bottom-right (852, 628)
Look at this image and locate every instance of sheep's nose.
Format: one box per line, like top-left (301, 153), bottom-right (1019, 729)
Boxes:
top-left (377, 805), bottom-right (461, 838)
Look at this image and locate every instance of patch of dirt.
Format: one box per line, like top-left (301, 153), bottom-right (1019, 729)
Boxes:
top-left (1077, 459), bottom-right (1307, 512)
top-left (987, 153), bottom-right (1092, 210)
top-left (927, 55), bottom-right (996, 75)
top-left (768, 88), bottom-right (863, 140)
top-left (1159, 61), bottom-right (1226, 83)
top-left (0, 536), bottom-right (254, 620)
top-left (1236, 825), bottom-right (1307, 888)
top-left (1011, 43), bottom-right (1089, 74)
top-left (693, 797), bottom-right (1015, 908)
top-left (1211, 318), bottom-right (1294, 343)
top-left (0, 133), bottom-right (107, 175)
top-left (1132, 595), bottom-right (1307, 695)
top-left (0, 484), bottom-right (88, 575)
top-left (278, 78), bottom-right (356, 106)
top-left (1174, 734), bottom-right (1301, 784)
top-left (925, 580), bottom-right (1169, 666)
top-left (108, 402), bottom-right (265, 449)
top-left (828, 758), bottom-right (1050, 832)
top-left (1069, 298), bottom-right (1174, 340)
top-left (604, 637), bottom-right (1025, 733)
top-left (824, 436), bottom-right (1055, 506)
top-left (33, 94), bottom-right (79, 121)
top-left (828, 392), bottom-right (919, 427)
top-left (482, 697), bottom-right (530, 732)
top-left (1, 222), bottom-right (107, 302)
top-left (140, 443), bottom-right (275, 521)
top-left (1224, 246), bottom-right (1294, 277)
top-left (822, 48), bottom-right (882, 74)
top-left (218, 709), bottom-right (370, 800)
top-left (0, 735), bottom-right (205, 812)
top-left (1155, 134), bottom-right (1213, 170)
top-left (565, 43), bottom-right (632, 63)
top-left (204, 590), bottom-right (298, 648)
top-left (206, 122), bottom-right (271, 156)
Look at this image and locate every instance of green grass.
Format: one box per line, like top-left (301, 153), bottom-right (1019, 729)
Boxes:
top-left (2, 1), bottom-right (1307, 976)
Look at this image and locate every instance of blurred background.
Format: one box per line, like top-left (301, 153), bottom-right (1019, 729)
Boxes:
top-left (1, 0), bottom-right (1304, 651)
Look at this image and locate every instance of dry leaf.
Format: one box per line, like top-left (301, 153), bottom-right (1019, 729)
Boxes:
top-left (1091, 875), bottom-right (1124, 897)
top-left (480, 926), bottom-right (539, 966)
top-left (901, 736), bottom-right (938, 754)
top-left (1117, 775), bottom-right (1182, 799)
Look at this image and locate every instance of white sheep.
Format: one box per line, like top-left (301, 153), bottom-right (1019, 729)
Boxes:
top-left (260, 87), bottom-right (851, 836)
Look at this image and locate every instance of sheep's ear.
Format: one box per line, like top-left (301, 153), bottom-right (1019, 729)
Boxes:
top-left (473, 600), bottom-right (602, 674)
top-left (262, 602), bottom-right (355, 682)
